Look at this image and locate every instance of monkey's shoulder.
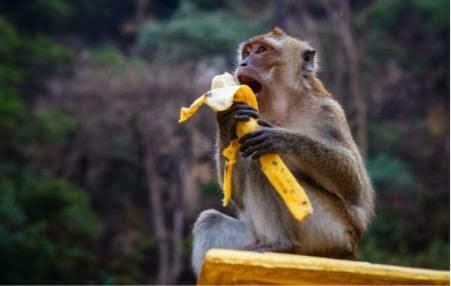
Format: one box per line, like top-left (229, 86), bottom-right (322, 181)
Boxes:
top-left (309, 97), bottom-right (352, 144)
top-left (284, 99), bottom-right (344, 143)
top-left (312, 96), bottom-right (346, 119)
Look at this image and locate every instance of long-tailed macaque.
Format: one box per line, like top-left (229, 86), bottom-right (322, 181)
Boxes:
top-left (191, 28), bottom-right (375, 276)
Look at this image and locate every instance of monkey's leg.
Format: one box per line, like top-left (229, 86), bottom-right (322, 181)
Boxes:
top-left (191, 209), bottom-right (255, 276)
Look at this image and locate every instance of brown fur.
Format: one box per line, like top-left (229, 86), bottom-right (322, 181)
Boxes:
top-left (229, 28), bottom-right (374, 255)
top-left (191, 29), bottom-right (374, 276)
top-left (268, 27), bottom-right (287, 36)
top-left (310, 75), bottom-right (332, 97)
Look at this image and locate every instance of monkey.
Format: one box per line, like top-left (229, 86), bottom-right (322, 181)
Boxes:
top-left (191, 27), bottom-right (375, 276)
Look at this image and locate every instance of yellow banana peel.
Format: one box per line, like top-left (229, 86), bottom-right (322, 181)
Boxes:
top-left (179, 73), bottom-right (313, 221)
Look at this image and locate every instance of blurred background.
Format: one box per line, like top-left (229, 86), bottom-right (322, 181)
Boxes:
top-left (0, 0), bottom-right (449, 284)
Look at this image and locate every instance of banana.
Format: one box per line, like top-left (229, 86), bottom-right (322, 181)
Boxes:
top-left (179, 73), bottom-right (313, 221)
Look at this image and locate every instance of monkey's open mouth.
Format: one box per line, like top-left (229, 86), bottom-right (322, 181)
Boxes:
top-left (237, 75), bottom-right (262, 95)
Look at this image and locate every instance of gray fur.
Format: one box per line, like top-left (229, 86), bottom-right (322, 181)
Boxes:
top-left (191, 31), bottom-right (374, 277)
top-left (191, 209), bottom-right (253, 276)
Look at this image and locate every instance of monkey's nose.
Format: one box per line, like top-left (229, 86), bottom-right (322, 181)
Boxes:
top-left (240, 62), bottom-right (247, 67)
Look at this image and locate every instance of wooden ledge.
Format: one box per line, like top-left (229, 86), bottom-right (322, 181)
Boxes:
top-left (197, 249), bottom-right (450, 285)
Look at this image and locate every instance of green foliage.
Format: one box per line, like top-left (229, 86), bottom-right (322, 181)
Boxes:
top-left (0, 65), bottom-right (23, 90)
top-left (0, 18), bottom-right (20, 65)
top-left (367, 153), bottom-right (416, 192)
top-left (190, 0), bottom-right (226, 11)
top-left (28, 0), bottom-right (74, 28)
top-left (359, 210), bottom-right (450, 269)
top-left (87, 45), bottom-right (126, 66)
top-left (0, 16), bottom-right (73, 74)
top-left (12, 105), bottom-right (78, 153)
top-left (100, 237), bottom-right (157, 285)
top-left (369, 0), bottom-right (449, 35)
top-left (0, 0), bottom-right (448, 283)
top-left (20, 35), bottom-right (74, 71)
top-left (368, 121), bottom-right (404, 150)
top-left (201, 180), bottom-right (221, 196)
top-left (0, 90), bottom-right (24, 133)
top-left (0, 18), bottom-right (25, 134)
top-left (93, 161), bottom-right (146, 207)
top-left (0, 17), bottom-right (23, 89)
top-left (32, 106), bottom-right (78, 144)
top-left (0, 166), bottom-right (102, 284)
top-left (412, 240), bottom-right (450, 269)
top-left (367, 0), bottom-right (449, 77)
top-left (0, 16), bottom-right (74, 139)
top-left (138, 2), bottom-right (269, 61)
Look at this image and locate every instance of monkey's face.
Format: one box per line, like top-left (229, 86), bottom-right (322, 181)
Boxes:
top-left (235, 37), bottom-right (282, 98)
top-left (235, 28), bottom-right (317, 100)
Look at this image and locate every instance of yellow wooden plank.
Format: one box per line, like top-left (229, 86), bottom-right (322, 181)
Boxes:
top-left (197, 249), bottom-right (450, 285)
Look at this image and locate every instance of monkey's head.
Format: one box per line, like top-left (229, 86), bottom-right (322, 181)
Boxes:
top-left (234, 27), bottom-right (318, 99)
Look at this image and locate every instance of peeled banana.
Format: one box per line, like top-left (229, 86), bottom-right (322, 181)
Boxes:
top-left (179, 73), bottom-right (313, 221)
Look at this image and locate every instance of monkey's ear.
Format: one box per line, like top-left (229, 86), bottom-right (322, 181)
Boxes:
top-left (270, 27), bottom-right (286, 36)
top-left (302, 49), bottom-right (316, 75)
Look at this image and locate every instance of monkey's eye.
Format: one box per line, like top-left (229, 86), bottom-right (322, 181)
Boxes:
top-left (256, 45), bottom-right (267, 54)
top-left (242, 51), bottom-right (250, 58)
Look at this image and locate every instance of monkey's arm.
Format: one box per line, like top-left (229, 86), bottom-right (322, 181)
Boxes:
top-left (239, 124), bottom-right (369, 204)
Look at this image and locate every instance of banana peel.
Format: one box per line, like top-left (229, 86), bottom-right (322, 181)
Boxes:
top-left (179, 73), bottom-right (313, 221)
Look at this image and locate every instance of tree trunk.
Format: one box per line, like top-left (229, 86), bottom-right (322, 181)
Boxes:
top-left (333, 38), bottom-right (345, 103)
top-left (321, 0), bottom-right (368, 157)
top-left (349, 55), bottom-right (368, 157)
top-left (132, 0), bottom-right (149, 55)
top-left (169, 158), bottom-right (186, 282)
top-left (144, 150), bottom-right (170, 284)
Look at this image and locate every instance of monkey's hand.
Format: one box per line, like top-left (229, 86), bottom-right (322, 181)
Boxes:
top-left (239, 126), bottom-right (294, 159)
top-left (217, 103), bottom-right (258, 141)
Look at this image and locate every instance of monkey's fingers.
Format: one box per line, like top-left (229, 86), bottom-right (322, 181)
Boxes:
top-left (217, 104), bottom-right (257, 122)
top-left (226, 103), bottom-right (257, 115)
top-left (217, 108), bottom-right (236, 123)
top-left (233, 110), bottom-right (258, 120)
top-left (239, 134), bottom-right (267, 152)
top-left (257, 119), bottom-right (274, 128)
top-left (232, 102), bottom-right (257, 111)
top-left (239, 129), bottom-right (264, 143)
top-left (251, 146), bottom-right (275, 160)
top-left (242, 141), bottom-right (272, 158)
top-left (233, 115), bottom-right (251, 123)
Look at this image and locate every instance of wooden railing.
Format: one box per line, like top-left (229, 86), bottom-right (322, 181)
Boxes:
top-left (197, 249), bottom-right (450, 285)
